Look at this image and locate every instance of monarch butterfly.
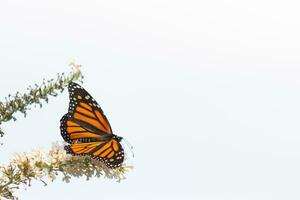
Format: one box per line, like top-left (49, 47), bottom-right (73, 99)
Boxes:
top-left (60, 82), bottom-right (124, 169)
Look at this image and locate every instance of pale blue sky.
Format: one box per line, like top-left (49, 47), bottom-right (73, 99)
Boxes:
top-left (1, 0), bottom-right (300, 199)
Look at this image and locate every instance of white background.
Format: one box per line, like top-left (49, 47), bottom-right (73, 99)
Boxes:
top-left (1, 0), bottom-right (300, 199)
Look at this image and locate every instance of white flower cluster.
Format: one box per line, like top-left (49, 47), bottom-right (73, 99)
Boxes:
top-left (0, 143), bottom-right (132, 200)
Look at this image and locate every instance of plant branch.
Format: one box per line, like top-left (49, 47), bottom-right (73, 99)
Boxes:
top-left (0, 64), bottom-right (83, 137)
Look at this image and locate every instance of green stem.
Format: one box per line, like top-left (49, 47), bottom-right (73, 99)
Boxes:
top-left (0, 67), bottom-right (83, 136)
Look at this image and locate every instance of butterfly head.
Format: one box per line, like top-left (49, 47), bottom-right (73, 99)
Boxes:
top-left (112, 134), bottom-right (123, 142)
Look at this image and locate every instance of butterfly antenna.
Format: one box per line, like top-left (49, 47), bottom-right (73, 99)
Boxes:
top-left (123, 138), bottom-right (134, 158)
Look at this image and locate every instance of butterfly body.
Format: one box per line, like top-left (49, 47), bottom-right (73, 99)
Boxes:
top-left (60, 82), bottom-right (124, 169)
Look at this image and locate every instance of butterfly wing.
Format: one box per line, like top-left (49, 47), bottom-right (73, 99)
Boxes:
top-left (66, 82), bottom-right (113, 135)
top-left (60, 82), bottom-right (124, 168)
top-left (60, 114), bottom-right (105, 144)
top-left (65, 138), bottom-right (124, 168)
